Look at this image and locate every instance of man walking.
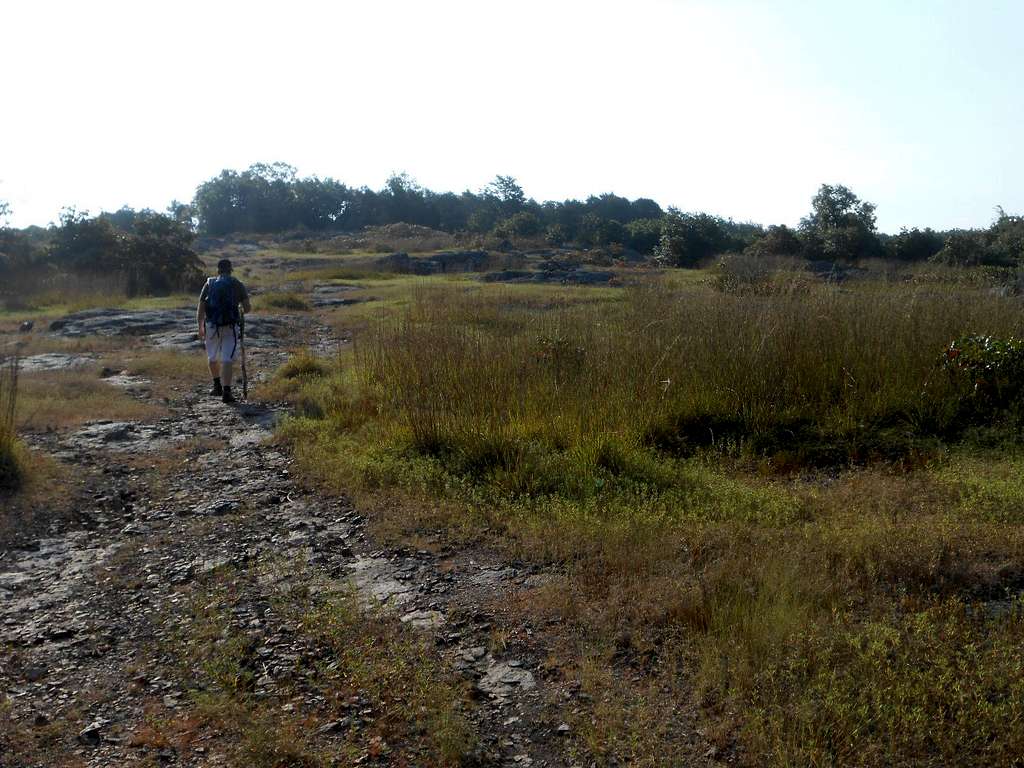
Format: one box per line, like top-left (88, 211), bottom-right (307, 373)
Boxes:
top-left (197, 258), bottom-right (251, 403)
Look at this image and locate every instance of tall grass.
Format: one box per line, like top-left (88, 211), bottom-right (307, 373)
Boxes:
top-left (354, 281), bottom-right (1020, 477)
top-left (0, 354), bottom-right (22, 490)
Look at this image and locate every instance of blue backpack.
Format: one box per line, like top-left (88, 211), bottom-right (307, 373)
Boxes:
top-left (205, 276), bottom-right (239, 327)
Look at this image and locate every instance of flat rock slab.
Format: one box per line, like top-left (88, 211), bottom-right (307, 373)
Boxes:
top-left (66, 421), bottom-right (176, 453)
top-left (400, 609), bottom-right (446, 630)
top-left (311, 283), bottom-right (360, 308)
top-left (0, 534), bottom-right (120, 618)
top-left (50, 308), bottom-right (194, 337)
top-left (49, 308), bottom-right (298, 350)
top-left (347, 556), bottom-right (416, 607)
top-left (469, 566), bottom-right (517, 588)
top-left (20, 353), bottom-right (97, 372)
top-left (477, 658), bottom-right (537, 697)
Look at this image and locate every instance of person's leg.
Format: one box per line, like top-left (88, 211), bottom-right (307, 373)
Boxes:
top-left (205, 325), bottom-right (223, 395)
top-left (220, 325), bottom-right (239, 403)
top-left (220, 361), bottom-right (234, 389)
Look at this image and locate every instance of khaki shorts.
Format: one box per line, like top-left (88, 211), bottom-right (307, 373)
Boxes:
top-left (205, 323), bottom-right (240, 363)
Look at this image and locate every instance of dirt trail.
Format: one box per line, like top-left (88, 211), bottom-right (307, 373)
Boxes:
top-left (1, 330), bottom-right (565, 766)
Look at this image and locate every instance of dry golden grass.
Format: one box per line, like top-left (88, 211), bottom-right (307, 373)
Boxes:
top-left (121, 349), bottom-right (209, 381)
top-left (17, 369), bottom-right (163, 430)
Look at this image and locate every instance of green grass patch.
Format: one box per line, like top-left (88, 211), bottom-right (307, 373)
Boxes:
top-left (933, 450), bottom-right (1024, 523)
top-left (256, 291), bottom-right (312, 312)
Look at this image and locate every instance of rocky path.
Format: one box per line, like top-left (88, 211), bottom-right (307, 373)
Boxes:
top-left (1, 380), bottom-right (565, 766)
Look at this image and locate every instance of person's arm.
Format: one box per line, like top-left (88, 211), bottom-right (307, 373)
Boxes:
top-left (197, 281), bottom-right (208, 339)
top-left (238, 280), bottom-right (252, 314)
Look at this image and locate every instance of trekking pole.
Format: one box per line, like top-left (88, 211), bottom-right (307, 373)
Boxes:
top-left (240, 308), bottom-right (248, 401)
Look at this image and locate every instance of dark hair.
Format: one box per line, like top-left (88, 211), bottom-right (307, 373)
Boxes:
top-left (217, 258), bottom-right (233, 274)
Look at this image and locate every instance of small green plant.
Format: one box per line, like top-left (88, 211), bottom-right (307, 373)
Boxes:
top-left (944, 335), bottom-right (1024, 405)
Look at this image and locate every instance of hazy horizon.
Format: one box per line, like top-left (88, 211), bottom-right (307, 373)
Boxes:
top-left (2, 0), bottom-right (1021, 234)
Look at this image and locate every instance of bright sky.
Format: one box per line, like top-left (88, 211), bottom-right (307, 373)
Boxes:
top-left (1, 0), bottom-right (1021, 232)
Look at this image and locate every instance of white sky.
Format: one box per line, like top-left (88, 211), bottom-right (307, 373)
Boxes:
top-left (1, 0), bottom-right (1022, 232)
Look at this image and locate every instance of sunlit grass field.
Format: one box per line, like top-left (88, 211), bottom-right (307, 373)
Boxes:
top-left (277, 274), bottom-right (1024, 766)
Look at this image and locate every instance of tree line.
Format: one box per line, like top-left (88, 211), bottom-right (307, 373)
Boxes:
top-left (188, 164), bottom-right (1024, 267)
top-left (2, 165), bottom-right (1023, 298)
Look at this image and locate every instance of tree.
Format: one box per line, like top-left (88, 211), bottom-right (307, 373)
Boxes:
top-left (585, 193), bottom-right (633, 223)
top-left (574, 213), bottom-right (627, 247)
top-left (987, 207), bottom-right (1024, 265)
top-left (167, 200), bottom-right (198, 231)
top-left (544, 223), bottom-right (568, 246)
top-left (655, 209), bottom-right (734, 267)
top-left (931, 231), bottom-right (987, 267)
top-left (48, 209), bottom-right (201, 295)
top-left (0, 200), bottom-right (42, 281)
top-left (625, 218), bottom-right (663, 253)
top-left (379, 173), bottom-right (437, 227)
top-left (494, 211), bottom-right (542, 239)
top-left (484, 176), bottom-right (526, 216)
top-left (127, 212), bottom-right (204, 293)
top-left (801, 184), bottom-right (876, 232)
top-left (630, 198), bottom-right (664, 221)
top-left (886, 227), bottom-right (944, 262)
top-left (799, 184), bottom-right (881, 261)
top-left (746, 224), bottom-right (802, 258)
top-left (50, 208), bottom-right (128, 273)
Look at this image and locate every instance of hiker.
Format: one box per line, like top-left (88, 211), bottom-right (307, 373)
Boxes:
top-left (197, 258), bottom-right (251, 403)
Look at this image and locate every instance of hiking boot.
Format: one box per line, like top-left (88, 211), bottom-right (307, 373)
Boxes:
top-left (222, 387), bottom-right (236, 404)
top-left (211, 382), bottom-right (223, 397)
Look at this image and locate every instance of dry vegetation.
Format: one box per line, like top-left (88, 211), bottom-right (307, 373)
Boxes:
top-left (0, 354), bottom-right (24, 490)
top-left (277, 275), bottom-right (1024, 766)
